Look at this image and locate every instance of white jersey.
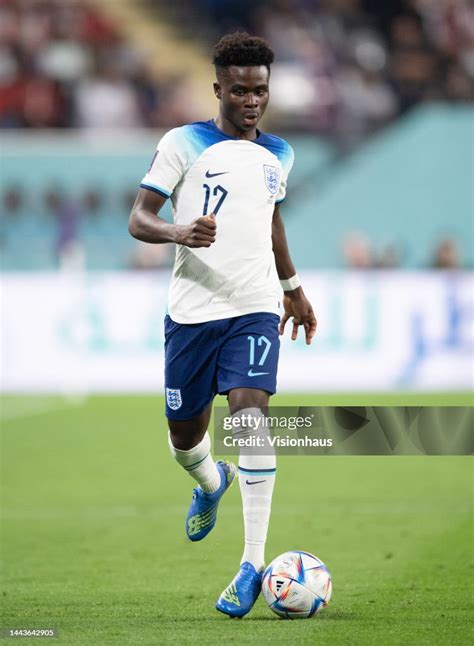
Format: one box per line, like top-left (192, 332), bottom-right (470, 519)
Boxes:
top-left (140, 119), bottom-right (294, 324)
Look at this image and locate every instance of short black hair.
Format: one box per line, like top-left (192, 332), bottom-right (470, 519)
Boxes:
top-left (213, 32), bottom-right (274, 71)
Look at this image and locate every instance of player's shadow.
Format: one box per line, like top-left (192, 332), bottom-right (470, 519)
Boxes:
top-left (212, 609), bottom-right (355, 622)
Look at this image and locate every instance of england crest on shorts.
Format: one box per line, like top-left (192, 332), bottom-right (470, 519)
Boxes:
top-left (166, 387), bottom-right (182, 410)
top-left (263, 164), bottom-right (280, 195)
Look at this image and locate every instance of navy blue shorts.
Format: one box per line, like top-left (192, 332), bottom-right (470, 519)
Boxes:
top-left (164, 312), bottom-right (280, 420)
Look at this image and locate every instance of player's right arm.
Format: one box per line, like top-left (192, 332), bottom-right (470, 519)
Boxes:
top-left (129, 127), bottom-right (216, 247)
top-left (128, 188), bottom-right (216, 248)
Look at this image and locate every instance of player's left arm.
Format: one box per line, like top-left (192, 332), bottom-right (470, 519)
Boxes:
top-left (272, 204), bottom-right (317, 345)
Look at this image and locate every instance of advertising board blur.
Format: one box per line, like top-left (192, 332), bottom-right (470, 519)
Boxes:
top-left (2, 271), bottom-right (472, 393)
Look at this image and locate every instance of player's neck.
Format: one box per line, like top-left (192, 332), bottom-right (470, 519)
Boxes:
top-left (213, 115), bottom-right (258, 141)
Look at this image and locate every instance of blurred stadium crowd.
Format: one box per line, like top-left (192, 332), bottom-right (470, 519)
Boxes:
top-left (186, 0), bottom-right (474, 144)
top-left (0, 0), bottom-right (178, 128)
top-left (1, 0), bottom-right (473, 139)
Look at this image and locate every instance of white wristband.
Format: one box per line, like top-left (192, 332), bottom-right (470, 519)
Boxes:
top-left (280, 274), bottom-right (301, 292)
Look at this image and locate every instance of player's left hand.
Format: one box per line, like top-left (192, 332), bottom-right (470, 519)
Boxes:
top-left (279, 290), bottom-right (317, 345)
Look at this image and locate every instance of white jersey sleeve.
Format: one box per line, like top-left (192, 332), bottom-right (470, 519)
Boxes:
top-left (140, 128), bottom-right (189, 198)
top-left (276, 143), bottom-right (295, 204)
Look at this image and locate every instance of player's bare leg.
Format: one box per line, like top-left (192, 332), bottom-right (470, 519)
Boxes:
top-left (216, 388), bottom-right (275, 617)
top-left (168, 403), bottom-right (236, 541)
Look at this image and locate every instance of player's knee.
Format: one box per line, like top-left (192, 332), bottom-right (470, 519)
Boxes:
top-left (167, 404), bottom-right (212, 450)
top-left (228, 388), bottom-right (269, 415)
top-left (168, 425), bottom-right (205, 451)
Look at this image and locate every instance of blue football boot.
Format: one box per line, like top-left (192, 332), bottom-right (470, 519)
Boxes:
top-left (186, 460), bottom-right (236, 542)
top-left (216, 562), bottom-right (263, 618)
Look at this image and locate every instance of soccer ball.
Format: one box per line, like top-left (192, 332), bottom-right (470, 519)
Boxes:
top-left (262, 551), bottom-right (332, 619)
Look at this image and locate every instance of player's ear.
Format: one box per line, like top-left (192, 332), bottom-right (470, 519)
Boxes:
top-left (213, 82), bottom-right (221, 99)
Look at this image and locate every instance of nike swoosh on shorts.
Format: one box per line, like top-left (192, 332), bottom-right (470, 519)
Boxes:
top-left (247, 369), bottom-right (269, 377)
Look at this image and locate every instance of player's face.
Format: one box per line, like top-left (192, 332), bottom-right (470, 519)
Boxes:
top-left (214, 66), bottom-right (270, 137)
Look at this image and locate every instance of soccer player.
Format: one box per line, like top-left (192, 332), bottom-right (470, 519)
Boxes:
top-left (128, 32), bottom-right (316, 617)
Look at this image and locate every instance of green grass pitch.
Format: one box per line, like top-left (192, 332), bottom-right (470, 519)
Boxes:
top-left (1, 393), bottom-right (473, 645)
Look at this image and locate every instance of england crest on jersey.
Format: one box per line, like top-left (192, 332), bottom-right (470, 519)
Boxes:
top-left (263, 164), bottom-right (280, 195)
top-left (166, 387), bottom-right (182, 410)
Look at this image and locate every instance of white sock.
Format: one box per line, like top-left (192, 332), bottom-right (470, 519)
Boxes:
top-left (233, 408), bottom-right (276, 572)
top-left (168, 431), bottom-right (221, 494)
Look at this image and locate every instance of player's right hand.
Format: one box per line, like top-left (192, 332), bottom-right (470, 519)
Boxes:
top-left (177, 213), bottom-right (216, 248)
